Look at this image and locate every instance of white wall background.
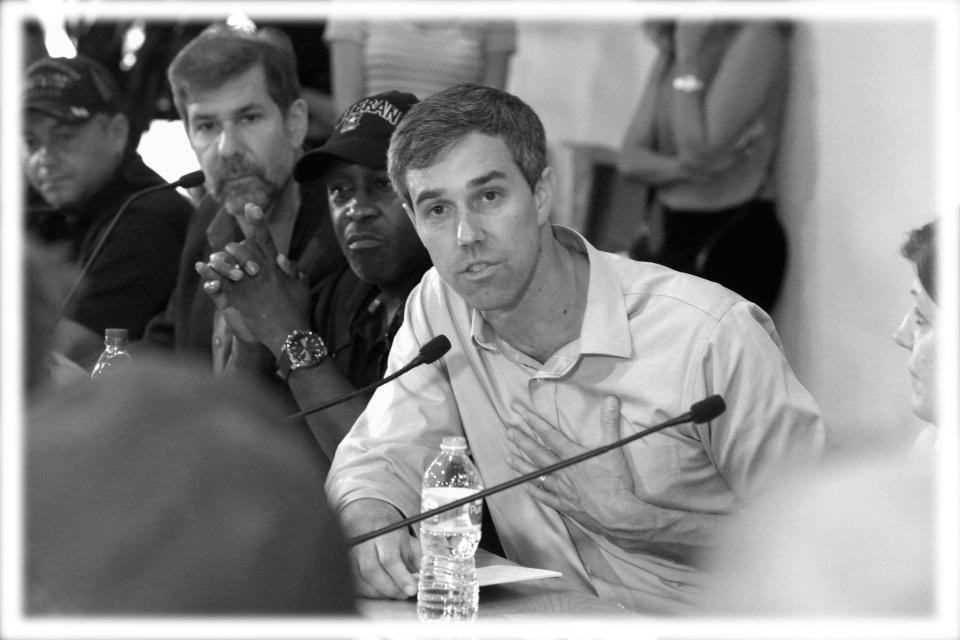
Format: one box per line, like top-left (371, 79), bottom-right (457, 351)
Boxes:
top-left (506, 18), bottom-right (941, 451)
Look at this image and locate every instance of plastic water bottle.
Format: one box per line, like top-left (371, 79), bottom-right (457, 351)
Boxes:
top-left (416, 436), bottom-right (484, 622)
top-left (90, 328), bottom-right (132, 379)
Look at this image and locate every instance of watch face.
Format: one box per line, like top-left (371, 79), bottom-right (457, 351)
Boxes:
top-left (285, 331), bottom-right (327, 369)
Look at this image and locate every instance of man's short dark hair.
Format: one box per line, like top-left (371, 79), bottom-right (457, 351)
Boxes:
top-left (901, 221), bottom-right (937, 304)
top-left (387, 84), bottom-right (547, 206)
top-left (167, 23), bottom-right (301, 126)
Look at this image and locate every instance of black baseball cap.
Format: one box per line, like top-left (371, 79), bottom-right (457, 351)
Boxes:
top-left (294, 90), bottom-right (419, 183)
top-left (24, 55), bottom-right (120, 124)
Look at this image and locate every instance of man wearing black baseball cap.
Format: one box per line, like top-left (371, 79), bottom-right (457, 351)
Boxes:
top-left (196, 91), bottom-right (430, 468)
top-left (22, 55), bottom-right (192, 368)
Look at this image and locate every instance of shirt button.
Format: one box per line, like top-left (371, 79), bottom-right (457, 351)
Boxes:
top-left (213, 337), bottom-right (222, 347)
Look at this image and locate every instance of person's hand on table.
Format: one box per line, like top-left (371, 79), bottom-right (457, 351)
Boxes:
top-left (340, 498), bottom-right (421, 599)
top-left (195, 203), bottom-right (311, 353)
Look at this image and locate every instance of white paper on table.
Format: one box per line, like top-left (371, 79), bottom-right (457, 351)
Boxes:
top-left (477, 563), bottom-right (563, 587)
top-left (412, 564), bottom-right (562, 588)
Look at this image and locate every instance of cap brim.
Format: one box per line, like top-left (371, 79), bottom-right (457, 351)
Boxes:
top-left (25, 99), bottom-right (92, 124)
top-left (294, 137), bottom-right (389, 183)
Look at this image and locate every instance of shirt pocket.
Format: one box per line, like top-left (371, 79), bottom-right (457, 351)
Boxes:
top-left (627, 442), bottom-right (682, 499)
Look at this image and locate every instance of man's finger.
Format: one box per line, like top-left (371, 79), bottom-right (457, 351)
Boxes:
top-left (224, 242), bottom-right (260, 276)
top-left (524, 411), bottom-right (580, 456)
top-left (204, 252), bottom-right (244, 281)
top-left (242, 203), bottom-right (279, 264)
top-left (600, 395), bottom-right (622, 444)
top-left (374, 539), bottom-right (418, 598)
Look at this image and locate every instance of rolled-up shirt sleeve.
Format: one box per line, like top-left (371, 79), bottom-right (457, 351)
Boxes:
top-left (325, 278), bottom-right (464, 519)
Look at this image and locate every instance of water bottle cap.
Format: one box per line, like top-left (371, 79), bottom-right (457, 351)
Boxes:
top-left (104, 328), bottom-right (128, 341)
top-left (440, 436), bottom-right (467, 450)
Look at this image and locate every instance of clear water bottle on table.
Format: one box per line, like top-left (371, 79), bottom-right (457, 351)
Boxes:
top-left (417, 435), bottom-right (484, 622)
top-left (90, 328), bottom-right (132, 379)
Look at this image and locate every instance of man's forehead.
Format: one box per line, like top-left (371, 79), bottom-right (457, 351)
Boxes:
top-left (325, 162), bottom-right (387, 180)
top-left (185, 66), bottom-right (273, 113)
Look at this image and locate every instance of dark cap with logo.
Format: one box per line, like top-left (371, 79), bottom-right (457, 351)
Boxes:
top-left (24, 55), bottom-right (120, 124)
top-left (294, 90), bottom-right (419, 183)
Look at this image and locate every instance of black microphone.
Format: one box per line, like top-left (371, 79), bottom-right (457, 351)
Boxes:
top-left (346, 395), bottom-right (726, 547)
top-left (286, 335), bottom-right (452, 421)
top-left (57, 170), bottom-right (205, 320)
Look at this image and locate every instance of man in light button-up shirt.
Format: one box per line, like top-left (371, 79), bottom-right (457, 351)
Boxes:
top-left (326, 84), bottom-right (826, 615)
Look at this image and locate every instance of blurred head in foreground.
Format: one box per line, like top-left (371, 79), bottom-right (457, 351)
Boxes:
top-left (894, 221), bottom-right (938, 424)
top-left (27, 356), bottom-right (355, 614)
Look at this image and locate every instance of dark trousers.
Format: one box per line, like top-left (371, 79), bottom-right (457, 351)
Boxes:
top-left (632, 199), bottom-right (787, 313)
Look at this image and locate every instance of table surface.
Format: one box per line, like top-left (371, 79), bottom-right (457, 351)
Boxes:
top-left (358, 549), bottom-right (639, 620)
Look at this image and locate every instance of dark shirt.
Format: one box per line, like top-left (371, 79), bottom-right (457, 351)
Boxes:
top-left (29, 151), bottom-right (192, 339)
top-left (146, 179), bottom-right (345, 364)
top-left (311, 267), bottom-right (404, 389)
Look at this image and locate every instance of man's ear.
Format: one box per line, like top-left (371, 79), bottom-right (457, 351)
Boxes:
top-left (533, 166), bottom-right (555, 226)
top-left (286, 98), bottom-right (309, 148)
top-left (106, 113), bottom-right (130, 149)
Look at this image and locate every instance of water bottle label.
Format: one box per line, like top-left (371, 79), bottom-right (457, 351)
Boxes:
top-left (420, 486), bottom-right (482, 528)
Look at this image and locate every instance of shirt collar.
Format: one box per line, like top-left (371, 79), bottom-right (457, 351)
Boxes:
top-left (469, 225), bottom-right (633, 360)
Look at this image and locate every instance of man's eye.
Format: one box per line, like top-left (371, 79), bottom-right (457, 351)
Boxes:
top-left (328, 185), bottom-right (354, 202)
top-left (193, 122), bottom-right (215, 134)
top-left (240, 113), bottom-right (261, 124)
top-left (373, 178), bottom-right (394, 194)
top-left (429, 204), bottom-right (447, 216)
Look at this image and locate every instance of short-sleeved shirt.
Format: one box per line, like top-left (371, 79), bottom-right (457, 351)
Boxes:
top-left (39, 152), bottom-right (193, 339)
top-left (327, 226), bottom-right (826, 615)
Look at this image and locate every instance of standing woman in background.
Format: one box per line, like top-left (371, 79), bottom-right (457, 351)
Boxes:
top-left (618, 20), bottom-right (792, 313)
top-left (325, 18), bottom-right (515, 113)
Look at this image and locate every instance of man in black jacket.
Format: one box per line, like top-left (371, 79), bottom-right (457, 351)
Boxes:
top-left (22, 54), bottom-right (192, 368)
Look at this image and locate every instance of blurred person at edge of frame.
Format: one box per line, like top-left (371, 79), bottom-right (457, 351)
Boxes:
top-left (27, 355), bottom-right (356, 614)
top-left (21, 54), bottom-right (192, 369)
top-left (618, 20), bottom-right (791, 313)
top-left (893, 220), bottom-right (939, 446)
top-left (702, 221), bottom-right (940, 616)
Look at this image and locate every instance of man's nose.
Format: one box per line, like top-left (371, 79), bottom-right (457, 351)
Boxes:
top-left (30, 146), bottom-right (56, 175)
top-left (456, 210), bottom-right (483, 246)
top-left (217, 124), bottom-right (243, 157)
top-left (346, 190), bottom-right (380, 220)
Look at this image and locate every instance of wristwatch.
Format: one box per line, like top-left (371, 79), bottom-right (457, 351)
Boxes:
top-left (276, 330), bottom-right (328, 380)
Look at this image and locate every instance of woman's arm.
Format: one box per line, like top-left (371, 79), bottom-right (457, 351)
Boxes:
top-left (670, 22), bottom-right (788, 166)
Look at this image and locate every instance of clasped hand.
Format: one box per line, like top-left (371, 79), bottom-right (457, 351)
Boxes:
top-left (506, 396), bottom-right (642, 539)
top-left (195, 203), bottom-right (311, 350)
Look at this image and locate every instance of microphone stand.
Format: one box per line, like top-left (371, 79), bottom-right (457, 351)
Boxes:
top-left (346, 395), bottom-right (725, 547)
top-left (286, 335), bottom-right (451, 421)
top-left (287, 359), bottom-right (421, 421)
